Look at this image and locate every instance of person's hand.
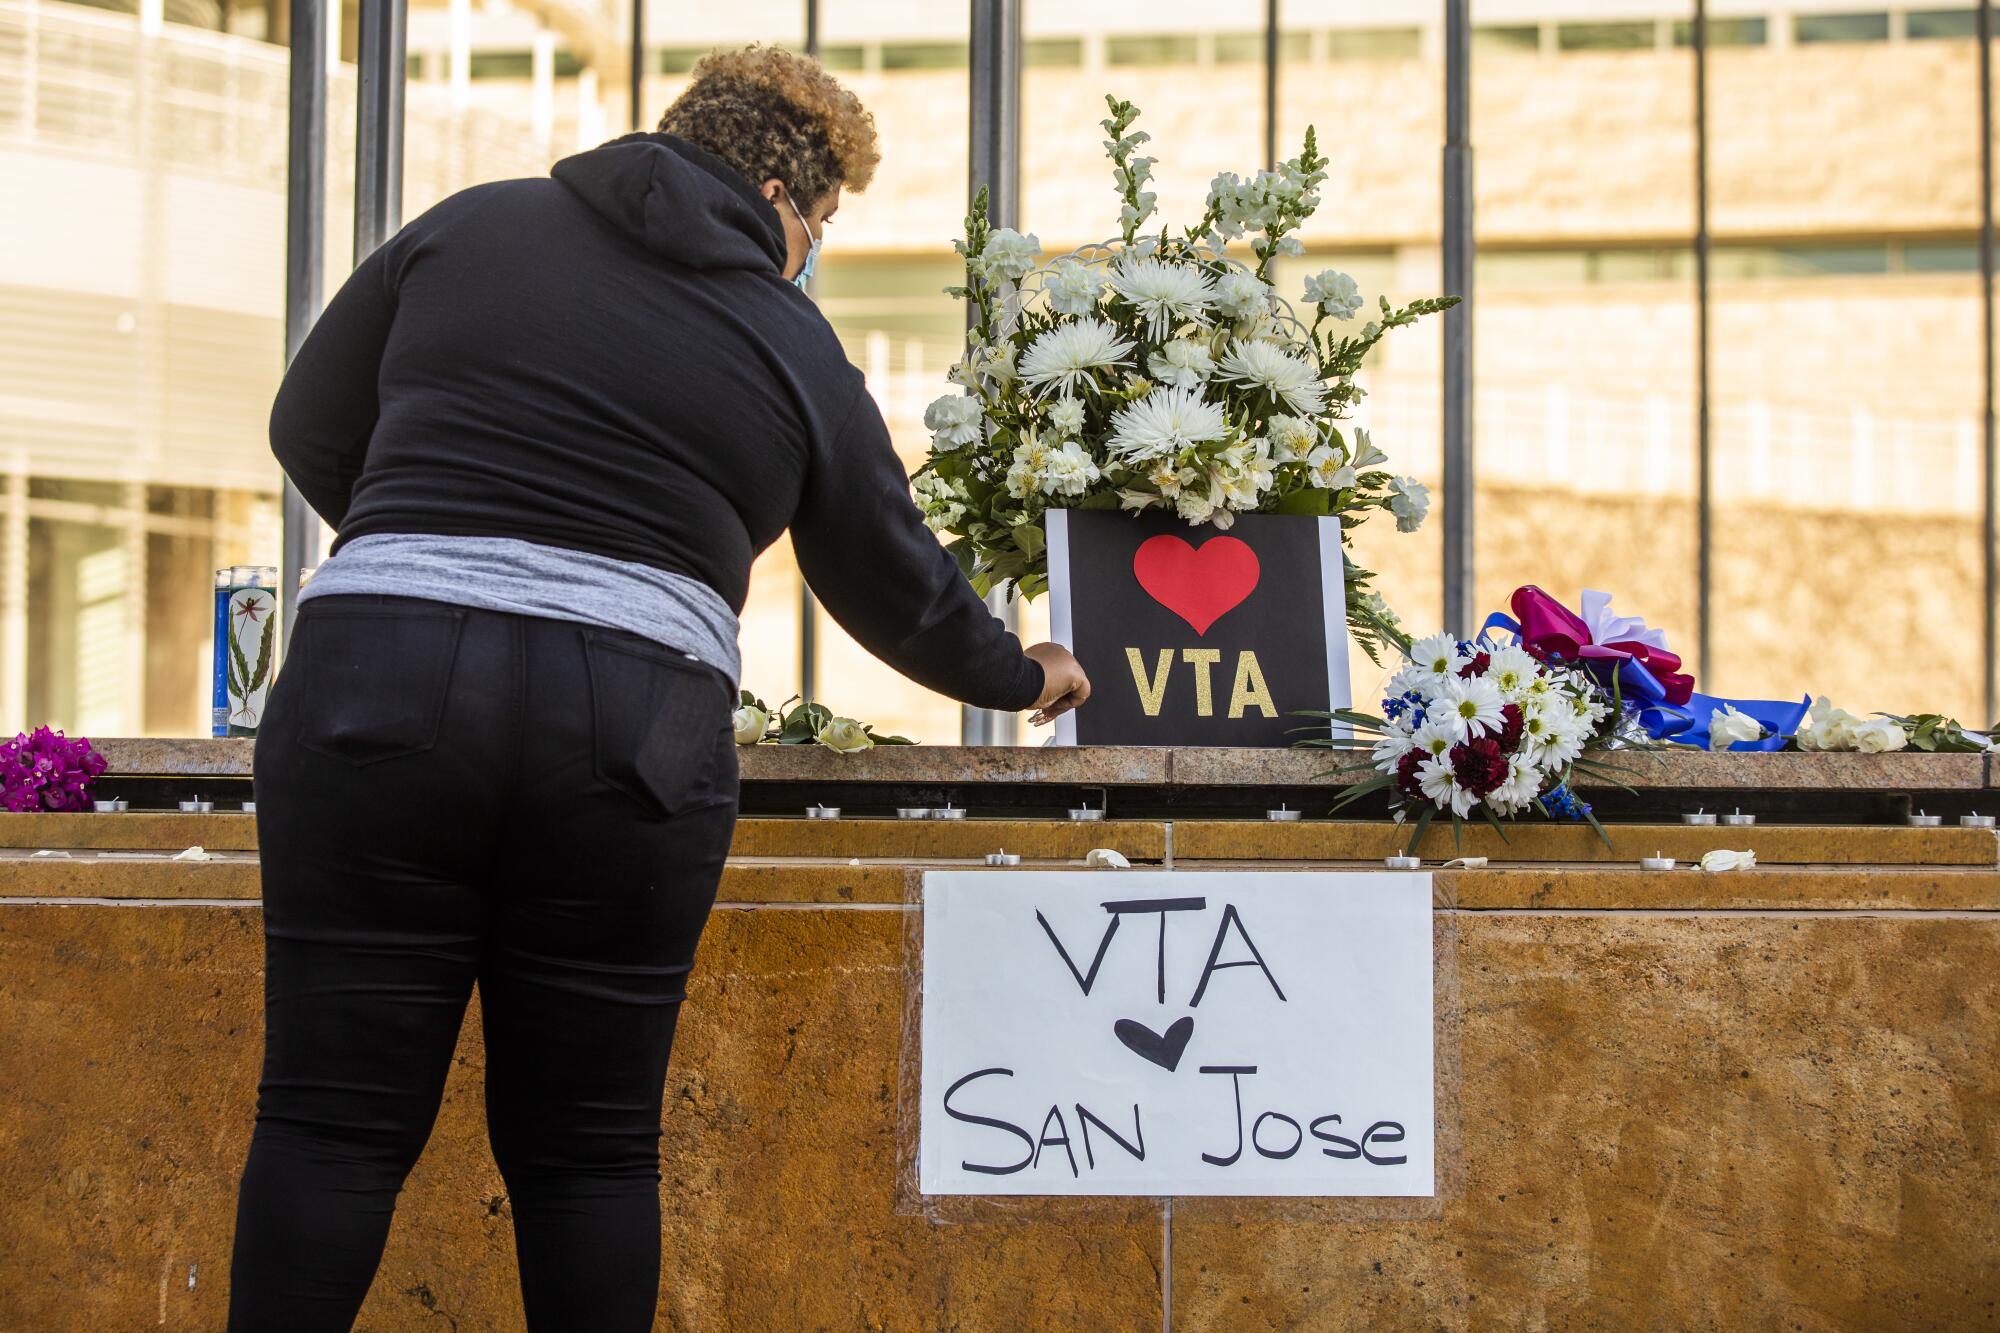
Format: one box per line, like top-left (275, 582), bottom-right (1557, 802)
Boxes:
top-left (1024, 642), bottom-right (1090, 726)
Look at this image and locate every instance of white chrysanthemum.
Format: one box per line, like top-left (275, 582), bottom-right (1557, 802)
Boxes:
top-left (1417, 754), bottom-right (1477, 819)
top-left (980, 227), bottom-right (1042, 281)
top-left (1390, 476), bottom-right (1430, 533)
top-left (1304, 444), bottom-right (1357, 492)
top-left (1218, 339), bottom-right (1327, 415)
top-left (1108, 385), bottom-right (1229, 461)
top-left (1047, 396), bottom-right (1087, 436)
top-left (923, 394), bottom-right (984, 450)
top-left (1303, 269), bottom-right (1363, 320)
top-left (1019, 319), bottom-right (1135, 398)
top-left (1385, 664), bottom-right (1436, 704)
top-left (1409, 716), bottom-right (1459, 760)
top-left (1108, 257), bottom-right (1217, 340)
top-left (1442, 675), bottom-right (1508, 740)
top-left (1213, 268), bottom-right (1272, 319)
top-left (1039, 441), bottom-right (1101, 498)
top-left (1043, 258), bottom-right (1105, 316)
top-left (1267, 414), bottom-right (1318, 461)
top-left (1484, 645), bottom-right (1542, 699)
top-left (1409, 633), bottom-right (1468, 679)
top-left (1148, 338), bottom-right (1217, 389)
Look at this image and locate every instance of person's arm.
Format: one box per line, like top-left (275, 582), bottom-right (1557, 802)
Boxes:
top-left (791, 384), bottom-right (1046, 712)
top-left (267, 239), bottom-right (400, 529)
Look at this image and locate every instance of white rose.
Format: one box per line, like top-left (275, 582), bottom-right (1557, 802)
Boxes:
top-left (1698, 849), bottom-right (1757, 873)
top-left (732, 705), bottom-right (770, 746)
top-left (1302, 269), bottom-right (1363, 320)
top-left (1389, 476), bottom-right (1430, 532)
top-left (1850, 717), bottom-right (1908, 753)
top-left (1798, 696), bottom-right (1863, 751)
top-left (981, 227), bottom-right (1042, 281)
top-left (923, 394), bottom-right (984, 450)
top-left (815, 717), bottom-right (876, 754)
top-left (1707, 705), bottom-right (1764, 751)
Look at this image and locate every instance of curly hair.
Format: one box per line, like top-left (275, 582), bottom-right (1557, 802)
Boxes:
top-left (658, 45), bottom-right (880, 209)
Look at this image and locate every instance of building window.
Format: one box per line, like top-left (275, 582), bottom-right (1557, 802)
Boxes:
top-left (1024, 38), bottom-right (1084, 67)
top-left (1472, 25), bottom-right (1539, 55)
top-left (1671, 18), bottom-right (1770, 46)
top-left (819, 45), bottom-right (867, 71)
top-left (880, 42), bottom-right (967, 71)
top-left (406, 52), bottom-right (424, 79)
top-left (1213, 31), bottom-right (1310, 64)
top-left (1556, 22), bottom-right (1655, 51)
top-left (1326, 27), bottom-right (1423, 61)
top-left (469, 51), bottom-right (532, 79)
top-left (1105, 34), bottom-right (1200, 66)
top-left (1793, 12), bottom-right (1891, 44)
top-left (1906, 9), bottom-right (1978, 40)
top-left (1903, 241), bottom-right (1979, 272)
top-left (659, 47), bottom-right (705, 74)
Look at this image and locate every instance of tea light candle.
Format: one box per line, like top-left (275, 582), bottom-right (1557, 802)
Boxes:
top-left (1682, 809), bottom-right (1718, 826)
top-left (1384, 854), bottom-right (1421, 870)
top-left (1641, 853), bottom-right (1677, 871)
top-left (895, 806), bottom-right (931, 821)
top-left (1067, 806), bottom-right (1104, 822)
top-left (92, 799), bottom-right (122, 813)
top-left (1907, 810), bottom-right (1943, 827)
top-left (1961, 813), bottom-right (1997, 829)
top-left (1266, 804), bottom-right (1303, 822)
top-left (931, 804), bottom-right (967, 821)
top-left (986, 850), bottom-right (1021, 867)
top-left (1720, 809), bottom-right (1756, 827)
top-left (240, 801), bottom-right (257, 814)
top-left (805, 804), bottom-right (841, 820)
top-left (178, 799), bottom-right (214, 814)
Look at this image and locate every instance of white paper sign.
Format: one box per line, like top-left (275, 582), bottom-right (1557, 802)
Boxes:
top-left (919, 871), bottom-right (1435, 1197)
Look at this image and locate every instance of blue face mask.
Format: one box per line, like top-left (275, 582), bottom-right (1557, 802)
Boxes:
top-left (786, 192), bottom-right (822, 290)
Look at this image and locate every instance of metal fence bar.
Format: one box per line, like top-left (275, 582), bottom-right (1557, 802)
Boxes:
top-left (1981, 0), bottom-right (1996, 723)
top-left (280, 0), bottom-right (327, 649)
top-left (963, 0), bottom-right (1021, 746)
top-left (1440, 0), bottom-right (1474, 636)
top-left (354, 0), bottom-right (405, 262)
top-left (628, 0), bottom-right (643, 131)
top-left (799, 0), bottom-right (819, 705)
top-left (1694, 0), bottom-right (1714, 684)
top-left (1263, 0), bottom-right (1278, 170)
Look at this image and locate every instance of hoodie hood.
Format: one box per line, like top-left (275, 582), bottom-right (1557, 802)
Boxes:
top-left (551, 133), bottom-right (787, 273)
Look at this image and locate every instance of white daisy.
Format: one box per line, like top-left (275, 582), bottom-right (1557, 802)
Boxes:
top-left (1107, 385), bottom-right (1229, 462)
top-left (1385, 664), bottom-right (1436, 704)
top-left (1042, 258), bottom-right (1104, 316)
top-left (1108, 257), bottom-right (1217, 341)
top-left (1409, 716), bottom-right (1459, 760)
top-left (1147, 338), bottom-right (1217, 389)
top-left (1409, 633), bottom-right (1468, 679)
top-left (1218, 339), bottom-right (1327, 415)
top-left (1417, 754), bottom-right (1477, 819)
top-left (1484, 645), bottom-right (1542, 699)
top-left (1492, 752), bottom-right (1545, 813)
top-left (1441, 675), bottom-right (1507, 740)
top-left (1018, 319), bottom-right (1135, 398)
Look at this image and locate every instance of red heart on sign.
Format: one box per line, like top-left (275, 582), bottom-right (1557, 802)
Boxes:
top-left (1131, 534), bottom-right (1261, 636)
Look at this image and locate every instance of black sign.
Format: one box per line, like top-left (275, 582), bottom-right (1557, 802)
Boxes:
top-left (1049, 510), bottom-right (1348, 747)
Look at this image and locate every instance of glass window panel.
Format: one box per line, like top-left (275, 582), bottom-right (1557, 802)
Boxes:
top-left (1326, 27), bottom-right (1423, 62)
top-left (659, 46), bottom-right (707, 74)
top-left (1473, 25), bottom-right (1540, 56)
top-left (1794, 12), bottom-right (1892, 44)
top-left (1213, 31), bottom-right (1310, 65)
top-left (819, 44), bottom-right (867, 71)
top-left (1024, 38), bottom-right (1084, 67)
top-left (1671, 17), bottom-right (1770, 46)
top-left (1105, 34), bottom-right (1200, 66)
top-left (1906, 10), bottom-right (1978, 41)
top-left (1470, 0), bottom-right (1700, 665)
top-left (1904, 240), bottom-right (1981, 272)
top-left (1710, 2), bottom-right (1986, 718)
top-left (1556, 22), bottom-right (1656, 52)
top-left (880, 41), bottom-right (968, 71)
top-left (469, 51), bottom-right (532, 79)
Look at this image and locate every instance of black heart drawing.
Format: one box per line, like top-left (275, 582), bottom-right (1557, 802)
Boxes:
top-left (1114, 1016), bottom-right (1194, 1072)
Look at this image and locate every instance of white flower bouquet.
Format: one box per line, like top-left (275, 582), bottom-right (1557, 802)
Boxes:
top-left (914, 96), bottom-right (1458, 663)
top-left (1299, 631), bottom-right (1628, 851)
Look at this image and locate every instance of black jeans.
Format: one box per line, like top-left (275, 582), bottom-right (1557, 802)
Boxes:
top-left (229, 596), bottom-right (738, 1331)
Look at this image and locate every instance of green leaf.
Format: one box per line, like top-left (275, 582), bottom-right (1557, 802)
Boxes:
top-left (1405, 806), bottom-right (1436, 858)
top-left (248, 612), bottom-right (276, 694)
top-left (1275, 487), bottom-right (1332, 517)
top-left (1013, 523), bottom-right (1046, 560)
top-left (1078, 491), bottom-right (1123, 511)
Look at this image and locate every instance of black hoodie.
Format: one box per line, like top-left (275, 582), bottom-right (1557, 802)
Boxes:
top-left (270, 133), bottom-right (1043, 713)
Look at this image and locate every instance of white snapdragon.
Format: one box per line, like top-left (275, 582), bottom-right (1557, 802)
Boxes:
top-left (980, 228), bottom-right (1043, 281)
top-left (1303, 269), bottom-right (1364, 320)
top-left (1389, 476), bottom-right (1430, 532)
top-left (923, 393), bottom-right (984, 450)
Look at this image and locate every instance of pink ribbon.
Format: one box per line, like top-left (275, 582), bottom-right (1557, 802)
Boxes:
top-left (1508, 585), bottom-right (1694, 708)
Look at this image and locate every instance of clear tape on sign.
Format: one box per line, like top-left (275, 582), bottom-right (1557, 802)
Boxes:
top-left (891, 867), bottom-right (1465, 1225)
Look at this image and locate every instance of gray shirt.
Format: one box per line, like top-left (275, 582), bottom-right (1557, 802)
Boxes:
top-left (299, 533), bottom-right (741, 685)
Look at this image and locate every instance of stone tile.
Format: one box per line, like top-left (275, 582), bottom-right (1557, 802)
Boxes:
top-left (1169, 821), bottom-right (1998, 867)
top-left (95, 737), bottom-right (256, 777)
top-left (739, 743), bottom-right (1172, 786)
top-left (717, 861), bottom-right (918, 905)
top-left (0, 852), bottom-right (262, 899)
top-left (0, 812), bottom-right (259, 853)
top-left (0, 901), bottom-right (1163, 1330)
top-left (1172, 915), bottom-right (2000, 1330)
top-left (730, 817), bottom-right (1168, 861)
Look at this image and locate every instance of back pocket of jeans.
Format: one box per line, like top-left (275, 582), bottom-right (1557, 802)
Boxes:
top-left (295, 604), bottom-right (467, 766)
top-left (583, 633), bottom-right (735, 818)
